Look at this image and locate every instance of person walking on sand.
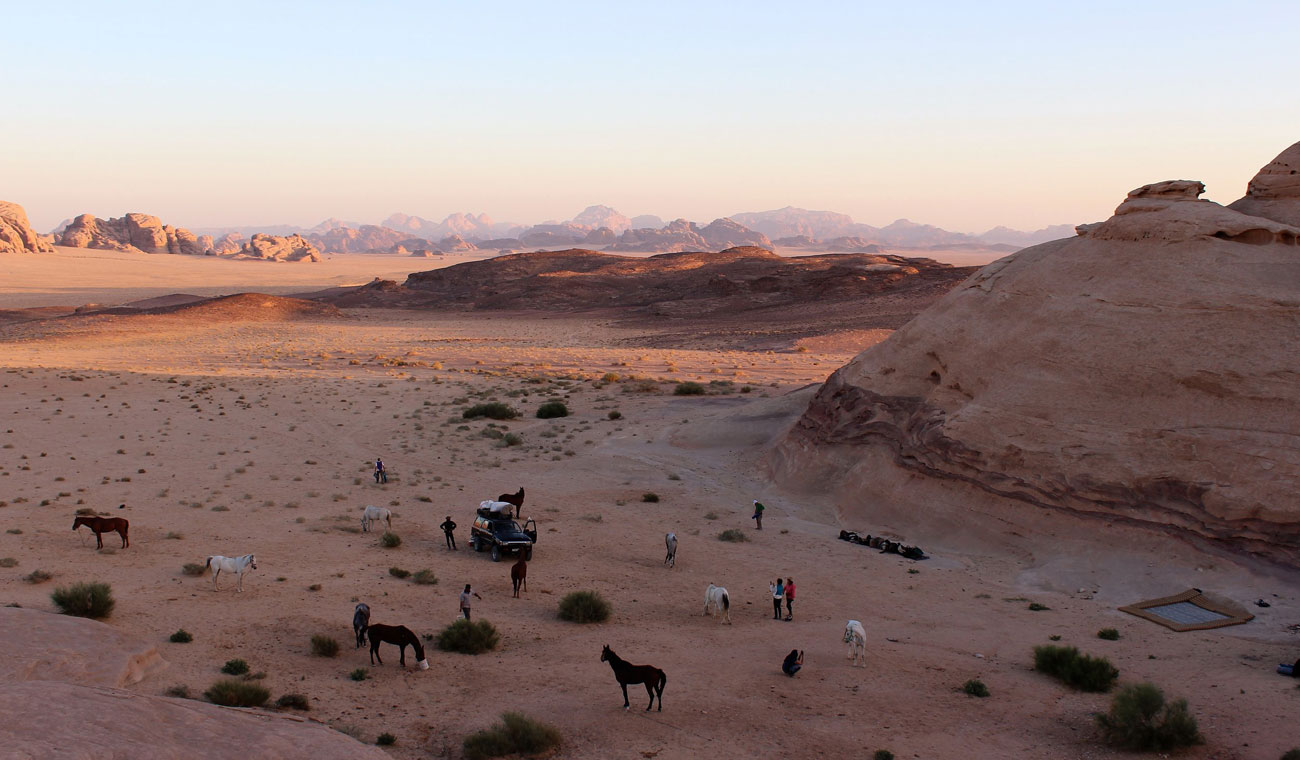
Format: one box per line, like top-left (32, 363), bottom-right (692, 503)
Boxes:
top-left (374, 457), bottom-right (387, 484)
top-left (752, 499), bottom-right (765, 530)
top-left (782, 649), bottom-right (804, 677)
top-left (784, 576), bottom-right (796, 621)
top-left (440, 515), bottom-right (457, 550)
top-left (769, 578), bottom-right (784, 620)
top-left (459, 584), bottom-right (482, 620)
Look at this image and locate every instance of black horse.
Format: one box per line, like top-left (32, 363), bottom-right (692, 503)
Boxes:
top-left (367, 623), bottom-right (427, 668)
top-left (352, 603), bottom-right (371, 648)
top-left (497, 487), bottom-right (524, 509)
top-left (600, 644), bottom-right (665, 711)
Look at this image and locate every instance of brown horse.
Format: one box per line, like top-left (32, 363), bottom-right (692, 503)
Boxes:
top-left (73, 516), bottom-right (129, 549)
top-left (601, 644), bottom-right (666, 711)
top-left (366, 623), bottom-right (428, 669)
top-left (497, 487), bottom-right (524, 509)
top-left (510, 557), bottom-right (527, 598)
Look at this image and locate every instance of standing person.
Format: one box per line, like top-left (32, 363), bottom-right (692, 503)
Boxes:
top-left (769, 578), bottom-right (784, 620)
top-left (782, 649), bottom-right (804, 677)
top-left (784, 577), bottom-right (796, 621)
top-left (374, 457), bottom-right (387, 484)
top-left (752, 499), bottom-right (765, 530)
top-left (459, 584), bottom-right (482, 620)
top-left (440, 515), bottom-right (457, 550)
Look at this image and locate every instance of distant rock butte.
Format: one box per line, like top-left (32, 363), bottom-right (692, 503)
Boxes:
top-left (0, 201), bottom-right (54, 254)
top-left (773, 141), bottom-right (1300, 566)
top-left (235, 233), bottom-right (321, 262)
top-left (59, 212), bottom-right (207, 255)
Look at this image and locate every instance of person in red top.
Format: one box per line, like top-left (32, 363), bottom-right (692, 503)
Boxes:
top-left (784, 577), bottom-right (795, 621)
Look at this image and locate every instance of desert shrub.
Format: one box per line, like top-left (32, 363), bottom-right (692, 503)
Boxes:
top-left (557, 590), bottom-right (611, 623)
top-left (0, 557), bottom-right (16, 568)
top-left (718, 529), bottom-right (748, 542)
top-left (607, 410), bottom-right (622, 420)
top-left (674, 381), bottom-right (706, 396)
top-left (1283, 750), bottom-right (1300, 760)
top-left (182, 563), bottom-right (206, 576)
top-left (536, 401), bottom-right (568, 419)
top-left (388, 567), bottom-right (410, 579)
top-left (463, 402), bottom-right (518, 420)
top-left (275, 693), bottom-right (310, 711)
top-left (1097, 628), bottom-right (1120, 640)
top-left (463, 712), bottom-right (561, 760)
top-left (501, 433), bottom-right (523, 446)
top-left (1028, 602), bottom-right (1050, 611)
top-left (641, 492), bottom-right (659, 503)
top-left (1033, 645), bottom-right (1117, 692)
top-left (380, 532), bottom-right (401, 548)
top-left (165, 685), bottom-right (190, 699)
top-left (349, 668), bottom-right (368, 681)
top-left (962, 679), bottom-right (989, 697)
top-left (170, 629), bottom-right (193, 643)
top-left (376, 733), bottom-right (396, 746)
top-left (51, 581), bottom-right (115, 619)
top-left (1096, 682), bottom-right (1202, 751)
top-left (412, 569), bottom-right (438, 585)
top-left (310, 634), bottom-right (340, 657)
top-left (437, 619), bottom-right (500, 654)
top-left (24, 569), bottom-right (52, 584)
top-left (873, 751), bottom-right (895, 760)
top-left (220, 658), bottom-right (250, 676)
top-left (204, 678), bottom-right (269, 707)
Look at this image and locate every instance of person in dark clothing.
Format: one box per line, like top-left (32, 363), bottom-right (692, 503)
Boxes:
top-left (782, 649), bottom-right (803, 677)
top-left (374, 457), bottom-right (387, 484)
top-left (440, 515), bottom-right (457, 550)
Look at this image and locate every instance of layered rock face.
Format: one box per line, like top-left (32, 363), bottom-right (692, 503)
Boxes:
top-left (773, 142), bottom-right (1300, 566)
top-left (0, 201), bottom-right (54, 253)
top-left (234, 233), bottom-right (321, 262)
top-left (59, 212), bottom-right (208, 255)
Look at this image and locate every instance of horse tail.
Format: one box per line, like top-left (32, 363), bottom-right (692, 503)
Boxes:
top-left (204, 556), bottom-right (213, 570)
top-left (722, 592), bottom-right (729, 611)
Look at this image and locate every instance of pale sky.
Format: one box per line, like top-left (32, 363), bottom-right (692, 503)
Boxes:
top-left (3, 1), bottom-right (1297, 234)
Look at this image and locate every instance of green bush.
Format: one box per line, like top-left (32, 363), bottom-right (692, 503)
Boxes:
top-left (1096, 682), bottom-right (1202, 751)
top-left (437, 619), bottom-right (500, 654)
top-left (463, 712), bottom-right (561, 760)
top-left (24, 569), bottom-right (52, 584)
top-left (718, 529), bottom-right (748, 542)
top-left (50, 581), bottom-right (115, 619)
top-left (165, 685), bottom-right (190, 699)
top-left (170, 629), bottom-right (193, 643)
top-left (463, 402), bottom-right (518, 420)
top-left (536, 401), bottom-right (568, 419)
top-left (204, 678), bottom-right (270, 707)
top-left (641, 492), bottom-right (659, 503)
top-left (501, 433), bottom-right (523, 446)
top-left (607, 410), bottom-right (622, 420)
top-left (388, 567), bottom-right (410, 578)
top-left (380, 532), bottom-right (401, 548)
top-left (674, 382), bottom-right (706, 396)
top-left (412, 569), bottom-right (438, 585)
top-left (275, 693), bottom-right (310, 710)
top-left (1097, 628), bottom-right (1120, 640)
top-left (376, 733), bottom-right (396, 746)
top-left (0, 557), bottom-right (17, 568)
top-left (1282, 750), bottom-right (1300, 760)
top-left (557, 590), bottom-right (611, 624)
top-left (220, 658), bottom-right (250, 676)
top-left (873, 751), bottom-right (895, 760)
top-left (349, 668), bottom-right (368, 681)
top-left (310, 634), bottom-right (340, 657)
top-left (1033, 645), bottom-right (1117, 692)
top-left (962, 679), bottom-right (989, 697)
top-left (1027, 602), bottom-right (1050, 611)
top-left (182, 563), bottom-right (206, 576)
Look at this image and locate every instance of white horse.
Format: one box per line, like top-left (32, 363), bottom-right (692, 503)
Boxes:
top-left (704, 583), bottom-right (731, 624)
top-left (844, 619), bottom-right (867, 667)
top-left (664, 533), bottom-right (677, 568)
top-left (205, 554), bottom-right (257, 592)
top-left (361, 505), bottom-right (392, 532)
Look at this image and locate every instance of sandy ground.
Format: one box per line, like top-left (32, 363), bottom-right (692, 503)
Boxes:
top-left (1, 258), bottom-right (1297, 760)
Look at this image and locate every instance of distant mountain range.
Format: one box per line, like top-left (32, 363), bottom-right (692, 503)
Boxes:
top-left (54, 205), bottom-right (1077, 254)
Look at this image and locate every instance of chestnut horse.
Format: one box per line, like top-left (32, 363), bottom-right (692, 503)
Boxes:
top-left (72, 516), bottom-right (129, 549)
top-left (510, 557), bottom-right (527, 598)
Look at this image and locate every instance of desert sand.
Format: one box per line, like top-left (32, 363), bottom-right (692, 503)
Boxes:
top-left (1, 248), bottom-right (1297, 760)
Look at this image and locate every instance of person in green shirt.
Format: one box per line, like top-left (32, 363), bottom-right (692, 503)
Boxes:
top-left (752, 499), bottom-right (765, 530)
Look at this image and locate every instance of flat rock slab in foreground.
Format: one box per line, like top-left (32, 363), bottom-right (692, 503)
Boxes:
top-left (1, 681), bottom-right (391, 760)
top-left (1, 606), bottom-right (166, 687)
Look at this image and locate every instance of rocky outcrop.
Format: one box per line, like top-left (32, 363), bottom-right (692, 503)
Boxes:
top-left (582, 226), bottom-right (617, 245)
top-left (3, 607), bottom-right (166, 687)
top-left (211, 232), bottom-right (244, 254)
top-left (307, 224), bottom-right (417, 253)
top-left (1228, 141), bottom-right (1300, 227)
top-left (435, 234), bottom-right (477, 252)
top-left (572, 204), bottom-right (633, 233)
top-left (697, 218), bottom-right (773, 250)
top-left (0, 201), bottom-right (54, 254)
top-left (773, 149), bottom-right (1300, 566)
top-left (608, 218), bottom-right (770, 252)
top-left (476, 237), bottom-right (525, 250)
top-left (59, 212), bottom-right (208, 255)
top-left (519, 224), bottom-right (587, 246)
top-left (234, 233), bottom-right (321, 262)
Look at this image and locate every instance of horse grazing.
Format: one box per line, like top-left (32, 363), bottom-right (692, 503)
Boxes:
top-left (664, 532), bottom-right (677, 568)
top-left (704, 583), bottom-right (731, 624)
top-left (600, 644), bottom-right (666, 712)
top-left (205, 554), bottom-right (257, 592)
top-left (497, 487), bottom-right (525, 509)
top-left (72, 516), bottom-right (129, 550)
top-left (367, 623), bottom-right (428, 669)
top-left (353, 603), bottom-right (371, 648)
top-left (844, 620), bottom-right (867, 667)
top-left (360, 505), bottom-right (392, 532)
top-left (510, 557), bottom-right (528, 598)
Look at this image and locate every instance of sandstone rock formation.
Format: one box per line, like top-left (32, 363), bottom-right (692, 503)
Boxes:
top-left (582, 226), bottom-right (617, 245)
top-left (1228, 140), bottom-right (1300, 227)
top-left (234, 233), bottom-right (321, 262)
top-left (773, 149), bottom-right (1300, 566)
top-left (307, 224), bottom-right (417, 253)
top-left (435, 234), bottom-right (477, 252)
top-left (572, 204), bottom-right (632, 233)
top-left (608, 218), bottom-right (771, 252)
top-left (211, 232), bottom-right (244, 254)
top-left (59, 212), bottom-right (208, 255)
top-left (0, 201), bottom-right (54, 254)
top-left (3, 606), bottom-right (166, 687)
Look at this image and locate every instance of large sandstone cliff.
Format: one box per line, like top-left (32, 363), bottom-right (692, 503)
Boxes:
top-left (59, 212), bottom-right (209, 255)
top-left (772, 142), bottom-right (1300, 566)
top-left (0, 201), bottom-right (55, 254)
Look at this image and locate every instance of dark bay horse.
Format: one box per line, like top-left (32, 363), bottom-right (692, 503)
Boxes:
top-left (353, 603), bottom-right (371, 648)
top-left (497, 487), bottom-right (524, 509)
top-left (367, 623), bottom-right (428, 669)
top-left (510, 557), bottom-right (527, 598)
top-left (600, 644), bottom-right (665, 711)
top-left (72, 516), bottom-right (129, 549)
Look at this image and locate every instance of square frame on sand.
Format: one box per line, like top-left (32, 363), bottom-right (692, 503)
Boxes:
top-left (1119, 588), bottom-right (1254, 632)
